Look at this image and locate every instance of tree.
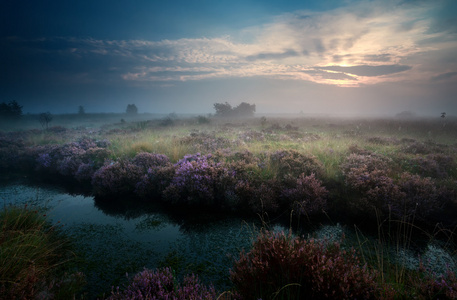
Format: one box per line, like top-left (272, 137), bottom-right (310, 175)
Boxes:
top-left (78, 105), bottom-right (85, 115)
top-left (0, 100), bottom-right (23, 120)
top-left (213, 102), bottom-right (255, 117)
top-left (126, 104), bottom-right (138, 115)
top-left (39, 112), bottom-right (53, 129)
top-left (213, 102), bottom-right (233, 117)
top-left (233, 102), bottom-right (256, 117)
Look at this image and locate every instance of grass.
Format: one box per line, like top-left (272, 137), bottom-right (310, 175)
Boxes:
top-left (0, 205), bottom-right (84, 299)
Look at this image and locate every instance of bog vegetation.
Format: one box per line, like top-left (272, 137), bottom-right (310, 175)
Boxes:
top-left (1, 111), bottom-right (457, 299)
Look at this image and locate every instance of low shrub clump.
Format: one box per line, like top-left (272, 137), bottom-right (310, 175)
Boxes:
top-left (230, 230), bottom-right (379, 299)
top-left (92, 160), bottom-right (145, 198)
top-left (280, 173), bottom-right (328, 216)
top-left (108, 267), bottom-right (216, 300)
top-left (162, 153), bottom-right (236, 207)
top-left (270, 149), bottom-right (325, 180)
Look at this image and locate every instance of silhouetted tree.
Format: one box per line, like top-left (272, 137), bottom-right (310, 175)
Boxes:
top-left (213, 102), bottom-right (255, 117)
top-left (39, 112), bottom-right (53, 129)
top-left (126, 104), bottom-right (138, 115)
top-left (213, 102), bottom-right (233, 117)
top-left (78, 105), bottom-right (85, 115)
top-left (233, 102), bottom-right (256, 117)
top-left (0, 100), bottom-right (23, 120)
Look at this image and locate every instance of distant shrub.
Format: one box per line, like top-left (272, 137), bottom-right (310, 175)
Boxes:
top-left (196, 115), bottom-right (210, 124)
top-left (347, 145), bottom-right (373, 155)
top-left (179, 133), bottom-right (235, 153)
top-left (402, 141), bottom-right (447, 155)
top-left (403, 154), bottom-right (455, 178)
top-left (341, 153), bottom-right (392, 176)
top-left (108, 267), bottom-right (216, 300)
top-left (230, 231), bottom-right (378, 300)
top-left (366, 136), bottom-right (399, 145)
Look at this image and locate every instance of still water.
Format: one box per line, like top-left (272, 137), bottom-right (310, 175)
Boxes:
top-left (0, 180), bottom-right (281, 298)
top-left (1, 180), bottom-right (455, 298)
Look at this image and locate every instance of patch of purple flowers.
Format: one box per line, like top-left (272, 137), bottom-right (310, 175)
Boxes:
top-left (281, 173), bottom-right (328, 216)
top-left (108, 267), bottom-right (216, 300)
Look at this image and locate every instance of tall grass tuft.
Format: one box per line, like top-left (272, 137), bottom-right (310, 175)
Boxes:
top-left (0, 205), bottom-right (84, 300)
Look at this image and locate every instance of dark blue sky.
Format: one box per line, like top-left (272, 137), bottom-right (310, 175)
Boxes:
top-left (1, 0), bottom-right (456, 115)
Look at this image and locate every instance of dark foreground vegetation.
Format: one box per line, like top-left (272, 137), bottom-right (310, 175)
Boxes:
top-left (1, 113), bottom-right (457, 299)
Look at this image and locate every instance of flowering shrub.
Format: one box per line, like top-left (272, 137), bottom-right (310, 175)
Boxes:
top-left (230, 231), bottom-right (378, 299)
top-left (162, 153), bottom-right (236, 207)
top-left (344, 166), bottom-right (405, 216)
top-left (402, 141), bottom-right (446, 155)
top-left (343, 153), bottom-right (449, 220)
top-left (403, 154), bottom-right (455, 178)
top-left (179, 132), bottom-right (236, 152)
top-left (234, 179), bottom-right (281, 213)
top-left (341, 153), bottom-right (392, 176)
top-left (393, 173), bottom-right (447, 220)
top-left (108, 267), bottom-right (216, 300)
top-left (412, 264), bottom-right (457, 299)
top-left (0, 137), bottom-right (25, 170)
top-left (134, 154), bottom-right (175, 200)
top-left (280, 173), bottom-right (328, 216)
top-left (270, 149), bottom-right (324, 180)
top-left (132, 152), bottom-right (171, 171)
top-left (92, 160), bottom-right (145, 198)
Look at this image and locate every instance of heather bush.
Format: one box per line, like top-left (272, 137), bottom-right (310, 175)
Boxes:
top-left (108, 267), bottom-right (216, 300)
top-left (412, 264), bottom-right (457, 299)
top-left (366, 136), bottom-right (399, 145)
top-left (92, 160), bottom-right (145, 198)
top-left (344, 166), bottom-right (405, 216)
top-left (393, 173), bottom-right (447, 221)
top-left (270, 149), bottom-right (324, 180)
top-left (402, 154), bottom-right (456, 178)
top-left (162, 153), bottom-right (237, 207)
top-left (234, 179), bottom-right (281, 213)
top-left (230, 230), bottom-right (378, 299)
top-left (134, 154), bottom-right (175, 200)
top-left (341, 153), bottom-right (392, 176)
top-left (179, 132), bottom-right (235, 153)
top-left (402, 141), bottom-right (446, 155)
top-left (280, 173), bottom-right (328, 216)
top-left (132, 152), bottom-right (171, 171)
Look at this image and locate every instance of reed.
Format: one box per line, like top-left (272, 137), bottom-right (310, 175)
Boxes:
top-left (0, 205), bottom-right (84, 300)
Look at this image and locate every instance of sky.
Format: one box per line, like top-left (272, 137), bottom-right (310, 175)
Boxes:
top-left (1, 0), bottom-right (457, 116)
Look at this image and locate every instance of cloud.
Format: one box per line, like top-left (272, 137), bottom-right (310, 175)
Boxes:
top-left (1, 0), bottom-right (456, 89)
top-left (245, 49), bottom-right (299, 61)
top-left (315, 65), bottom-right (412, 77)
top-left (431, 71), bottom-right (457, 81)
